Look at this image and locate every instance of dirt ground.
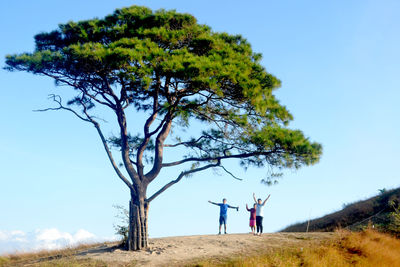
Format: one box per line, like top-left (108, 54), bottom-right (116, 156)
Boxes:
top-left (76, 232), bottom-right (334, 266)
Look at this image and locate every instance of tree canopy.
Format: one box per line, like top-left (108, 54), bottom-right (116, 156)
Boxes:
top-left (5, 6), bottom-right (321, 186)
top-left (5, 5), bottom-right (322, 250)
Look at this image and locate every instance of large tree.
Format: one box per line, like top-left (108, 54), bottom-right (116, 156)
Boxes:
top-left (5, 6), bottom-right (322, 250)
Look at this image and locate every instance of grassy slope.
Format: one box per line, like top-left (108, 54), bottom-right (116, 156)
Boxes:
top-left (281, 187), bottom-right (400, 232)
top-left (0, 242), bottom-right (120, 267)
top-left (190, 229), bottom-right (400, 267)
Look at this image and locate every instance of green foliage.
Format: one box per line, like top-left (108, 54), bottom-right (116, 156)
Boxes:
top-left (113, 204), bottom-right (129, 244)
top-left (387, 199), bottom-right (400, 235)
top-left (379, 188), bottom-right (387, 194)
top-left (5, 5), bottom-right (322, 180)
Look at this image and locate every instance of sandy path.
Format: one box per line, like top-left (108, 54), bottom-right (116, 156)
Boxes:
top-left (76, 232), bottom-right (334, 266)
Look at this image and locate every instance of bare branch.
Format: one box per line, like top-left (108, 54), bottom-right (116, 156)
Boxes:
top-left (146, 160), bottom-right (221, 202)
top-left (81, 89), bottom-right (115, 109)
top-left (35, 94), bottom-right (135, 192)
top-left (37, 71), bottom-right (115, 109)
top-left (91, 120), bottom-right (136, 193)
top-left (219, 165), bottom-right (242, 181)
top-left (34, 94), bottom-right (90, 122)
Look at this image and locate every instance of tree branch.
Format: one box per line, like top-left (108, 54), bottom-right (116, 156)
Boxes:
top-left (38, 71), bottom-right (115, 109)
top-left (137, 81), bottom-right (160, 179)
top-left (99, 77), bottom-right (141, 188)
top-left (164, 135), bottom-right (207, 148)
top-left (115, 103), bottom-right (141, 187)
top-left (162, 151), bottom-right (272, 167)
top-left (146, 160), bottom-right (221, 202)
top-left (144, 114), bottom-right (173, 184)
top-left (143, 81), bottom-right (177, 184)
top-left (34, 94), bottom-right (91, 122)
top-left (219, 165), bottom-right (242, 181)
top-left (34, 94), bottom-right (135, 192)
top-left (91, 120), bottom-right (136, 193)
top-left (78, 97), bottom-right (137, 194)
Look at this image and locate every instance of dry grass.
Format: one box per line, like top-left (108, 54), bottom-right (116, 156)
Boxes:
top-left (189, 229), bottom-right (400, 267)
top-left (2, 230), bottom-right (400, 266)
top-left (0, 242), bottom-right (119, 267)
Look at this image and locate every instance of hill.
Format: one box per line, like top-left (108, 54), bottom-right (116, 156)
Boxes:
top-left (281, 187), bottom-right (400, 232)
top-left (2, 188), bottom-right (400, 266)
top-left (2, 230), bottom-right (400, 266)
top-left (0, 232), bottom-right (331, 266)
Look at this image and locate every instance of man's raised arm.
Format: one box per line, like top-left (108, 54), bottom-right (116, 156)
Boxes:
top-left (263, 194), bottom-right (271, 205)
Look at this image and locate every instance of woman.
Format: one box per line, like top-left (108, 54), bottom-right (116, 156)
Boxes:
top-left (253, 193), bottom-right (271, 235)
top-left (246, 203), bottom-right (257, 234)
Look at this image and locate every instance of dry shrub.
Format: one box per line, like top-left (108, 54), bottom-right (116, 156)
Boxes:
top-left (333, 229), bottom-right (400, 266)
top-left (190, 230), bottom-right (400, 267)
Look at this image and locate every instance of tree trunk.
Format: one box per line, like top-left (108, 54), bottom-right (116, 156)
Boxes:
top-left (126, 193), bottom-right (149, 250)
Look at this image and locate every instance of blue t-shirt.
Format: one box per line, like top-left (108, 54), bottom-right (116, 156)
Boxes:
top-left (218, 203), bottom-right (229, 216)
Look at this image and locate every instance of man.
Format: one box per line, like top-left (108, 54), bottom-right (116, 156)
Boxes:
top-left (253, 193), bottom-right (271, 235)
top-left (208, 198), bottom-right (239, 234)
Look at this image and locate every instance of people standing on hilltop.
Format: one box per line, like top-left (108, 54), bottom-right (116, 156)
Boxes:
top-left (253, 193), bottom-right (271, 236)
top-left (208, 198), bottom-right (239, 235)
top-left (246, 203), bottom-right (257, 234)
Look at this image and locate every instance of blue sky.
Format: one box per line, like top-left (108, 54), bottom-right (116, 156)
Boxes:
top-left (1, 0), bottom-right (399, 254)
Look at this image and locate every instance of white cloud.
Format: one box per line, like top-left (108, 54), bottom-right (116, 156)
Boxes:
top-left (0, 228), bottom-right (107, 255)
top-left (10, 230), bottom-right (25, 236)
top-left (36, 228), bottom-right (73, 242)
top-left (0, 231), bottom-right (8, 241)
top-left (74, 229), bottom-right (96, 242)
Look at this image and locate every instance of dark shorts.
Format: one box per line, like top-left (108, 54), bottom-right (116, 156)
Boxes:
top-left (219, 215), bottom-right (227, 225)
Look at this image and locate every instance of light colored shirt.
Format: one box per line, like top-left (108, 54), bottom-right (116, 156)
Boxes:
top-left (256, 203), bottom-right (265, 217)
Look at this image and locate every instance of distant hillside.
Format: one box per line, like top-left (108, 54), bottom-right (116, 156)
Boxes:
top-left (281, 187), bottom-right (400, 232)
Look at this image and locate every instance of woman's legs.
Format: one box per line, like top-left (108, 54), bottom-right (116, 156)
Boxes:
top-left (250, 219), bottom-right (255, 233)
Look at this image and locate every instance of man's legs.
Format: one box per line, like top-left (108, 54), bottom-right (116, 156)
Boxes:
top-left (219, 216), bottom-right (223, 234)
top-left (259, 216), bottom-right (263, 235)
top-left (219, 215), bottom-right (227, 234)
top-left (256, 216), bottom-right (261, 234)
top-left (223, 215), bottom-right (227, 234)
